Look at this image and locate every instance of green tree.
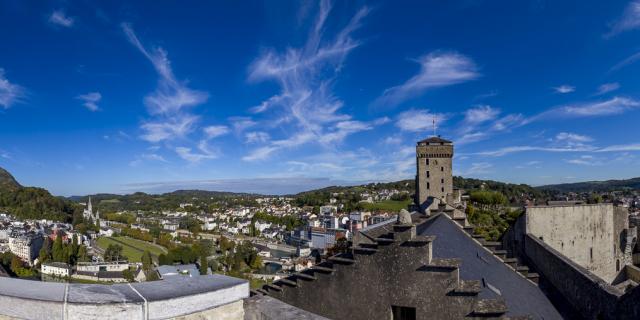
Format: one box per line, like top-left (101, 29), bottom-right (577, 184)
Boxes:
top-left (52, 233), bottom-right (64, 262)
top-left (122, 268), bottom-right (134, 282)
top-left (199, 255), bottom-right (208, 275)
top-left (77, 245), bottom-right (89, 262)
top-left (104, 244), bottom-right (124, 262)
top-left (141, 250), bottom-right (153, 272)
top-left (10, 255), bottom-right (22, 273)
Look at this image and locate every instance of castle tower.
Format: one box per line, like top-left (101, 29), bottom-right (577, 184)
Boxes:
top-left (415, 136), bottom-right (453, 210)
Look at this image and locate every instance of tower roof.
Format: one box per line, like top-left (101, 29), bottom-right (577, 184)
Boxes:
top-left (418, 136), bottom-right (452, 144)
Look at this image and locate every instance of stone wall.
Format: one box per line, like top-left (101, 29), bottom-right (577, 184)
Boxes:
top-left (524, 204), bottom-right (627, 282)
top-left (261, 222), bottom-right (511, 320)
top-left (524, 234), bottom-right (622, 319)
top-left (0, 274), bottom-right (249, 320)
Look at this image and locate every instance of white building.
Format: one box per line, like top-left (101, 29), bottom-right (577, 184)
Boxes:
top-left (8, 232), bottom-right (43, 265)
top-left (41, 262), bottom-right (71, 277)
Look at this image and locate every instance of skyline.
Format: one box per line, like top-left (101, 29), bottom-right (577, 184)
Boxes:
top-left (1, 0), bottom-right (640, 196)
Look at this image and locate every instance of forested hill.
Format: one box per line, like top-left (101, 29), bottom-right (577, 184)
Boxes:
top-left (0, 167), bottom-right (80, 222)
top-left (538, 177), bottom-right (640, 193)
top-left (69, 190), bottom-right (261, 213)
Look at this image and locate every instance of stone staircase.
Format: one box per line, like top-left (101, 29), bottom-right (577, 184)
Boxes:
top-left (254, 222), bottom-right (521, 319)
top-left (449, 216), bottom-right (540, 285)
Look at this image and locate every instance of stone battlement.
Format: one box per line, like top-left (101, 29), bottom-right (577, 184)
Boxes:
top-left (0, 274), bottom-right (249, 320)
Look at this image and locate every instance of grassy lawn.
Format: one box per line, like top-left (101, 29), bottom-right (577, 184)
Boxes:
top-left (360, 199), bottom-right (411, 212)
top-left (96, 236), bottom-right (166, 262)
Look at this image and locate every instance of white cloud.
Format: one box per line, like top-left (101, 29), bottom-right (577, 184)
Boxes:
top-left (556, 132), bottom-right (593, 143)
top-left (535, 97), bottom-right (640, 120)
top-left (244, 0), bottom-right (370, 160)
top-left (140, 114), bottom-right (199, 143)
top-left (611, 51), bottom-right (640, 71)
top-left (0, 68), bottom-right (26, 109)
top-left (463, 105), bottom-right (500, 125)
top-left (122, 23), bottom-right (208, 117)
top-left (203, 125), bottom-right (229, 139)
top-left (464, 162), bottom-right (493, 176)
top-left (129, 153), bottom-right (168, 167)
top-left (229, 117), bottom-right (257, 133)
top-left (596, 143), bottom-right (640, 152)
top-left (175, 140), bottom-right (219, 163)
top-left (606, 1), bottom-right (640, 37)
top-left (553, 85), bottom-right (575, 94)
top-left (374, 52), bottom-right (479, 108)
top-left (596, 82), bottom-right (620, 95)
top-left (48, 10), bottom-right (74, 28)
top-left (76, 92), bottom-right (101, 111)
top-left (245, 131), bottom-right (270, 144)
top-left (565, 155), bottom-right (603, 166)
top-left (396, 109), bottom-right (448, 133)
top-left (242, 146), bottom-right (279, 162)
top-left (473, 145), bottom-right (595, 157)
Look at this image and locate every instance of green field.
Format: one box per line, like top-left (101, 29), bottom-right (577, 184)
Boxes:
top-left (360, 199), bottom-right (411, 212)
top-left (96, 236), bottom-right (167, 262)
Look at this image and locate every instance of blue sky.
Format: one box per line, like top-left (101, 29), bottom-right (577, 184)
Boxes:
top-left (1, 0), bottom-right (640, 196)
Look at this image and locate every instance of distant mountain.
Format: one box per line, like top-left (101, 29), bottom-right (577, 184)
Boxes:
top-left (0, 167), bottom-right (79, 222)
top-left (538, 177), bottom-right (640, 193)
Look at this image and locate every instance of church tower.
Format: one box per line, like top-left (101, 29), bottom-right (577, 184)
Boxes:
top-left (415, 136), bottom-right (454, 210)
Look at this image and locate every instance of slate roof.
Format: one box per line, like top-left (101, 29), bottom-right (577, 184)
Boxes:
top-left (419, 214), bottom-right (562, 320)
top-left (418, 136), bottom-right (452, 144)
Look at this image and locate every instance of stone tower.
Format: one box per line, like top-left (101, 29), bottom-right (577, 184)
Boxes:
top-left (415, 136), bottom-right (453, 210)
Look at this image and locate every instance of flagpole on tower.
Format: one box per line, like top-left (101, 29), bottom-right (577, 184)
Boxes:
top-left (433, 114), bottom-right (437, 137)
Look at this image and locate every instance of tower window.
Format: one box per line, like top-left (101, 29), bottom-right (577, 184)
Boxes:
top-left (441, 166), bottom-right (444, 172)
top-left (441, 178), bottom-right (444, 183)
top-left (427, 183), bottom-right (430, 189)
top-left (441, 187), bottom-right (444, 192)
top-left (427, 171), bottom-right (430, 178)
top-left (426, 159), bottom-right (429, 165)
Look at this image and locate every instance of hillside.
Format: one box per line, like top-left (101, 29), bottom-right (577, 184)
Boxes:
top-left (538, 177), bottom-right (640, 193)
top-left (71, 189), bottom-right (261, 213)
top-left (0, 167), bottom-right (80, 222)
top-left (0, 167), bottom-right (21, 191)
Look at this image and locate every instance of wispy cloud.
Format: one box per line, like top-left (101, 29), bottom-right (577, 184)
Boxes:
top-left (535, 96), bottom-right (640, 119)
top-left (139, 114), bottom-right (198, 143)
top-left (473, 145), bottom-right (595, 157)
top-left (595, 82), bottom-right (620, 95)
top-left (48, 10), bottom-right (74, 28)
top-left (611, 51), bottom-right (640, 71)
top-left (396, 109), bottom-right (448, 133)
top-left (605, 1), bottom-right (640, 37)
top-left (203, 125), bottom-right (229, 139)
top-left (555, 132), bottom-right (593, 143)
top-left (129, 153), bottom-right (168, 167)
top-left (175, 141), bottom-right (219, 163)
top-left (462, 105), bottom-right (500, 126)
top-left (244, 0), bottom-right (371, 161)
top-left (76, 92), bottom-right (101, 111)
top-left (463, 162), bottom-right (493, 176)
top-left (374, 52), bottom-right (479, 108)
top-left (245, 131), bottom-right (270, 144)
top-left (122, 23), bottom-right (220, 163)
top-left (0, 68), bottom-right (26, 109)
top-left (122, 23), bottom-right (208, 117)
top-left (565, 155), bottom-right (604, 166)
top-left (553, 85), bottom-right (575, 94)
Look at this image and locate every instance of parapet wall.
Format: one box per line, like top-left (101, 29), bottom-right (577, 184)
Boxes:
top-left (0, 275), bottom-right (249, 320)
top-left (524, 234), bottom-right (634, 319)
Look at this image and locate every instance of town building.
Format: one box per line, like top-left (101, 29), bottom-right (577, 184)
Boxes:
top-left (8, 231), bottom-right (43, 265)
top-left (41, 262), bottom-right (71, 277)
